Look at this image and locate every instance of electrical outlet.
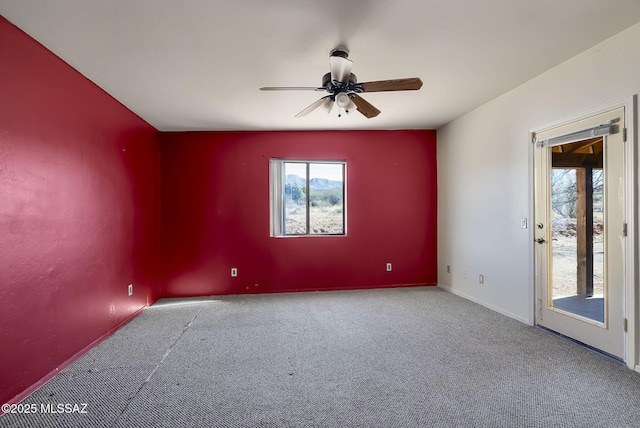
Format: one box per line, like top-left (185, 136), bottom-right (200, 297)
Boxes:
top-left (231, 267), bottom-right (238, 277)
top-left (128, 284), bottom-right (133, 296)
top-left (521, 218), bottom-right (528, 229)
top-left (479, 274), bottom-right (485, 284)
top-left (386, 263), bottom-right (392, 272)
top-left (463, 271), bottom-right (468, 280)
top-left (446, 265), bottom-right (451, 274)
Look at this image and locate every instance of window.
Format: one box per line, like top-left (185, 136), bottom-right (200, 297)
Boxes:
top-left (270, 159), bottom-right (345, 236)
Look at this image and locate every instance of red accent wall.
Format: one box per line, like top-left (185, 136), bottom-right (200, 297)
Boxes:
top-left (161, 130), bottom-right (437, 296)
top-left (0, 15), bottom-right (437, 407)
top-left (0, 17), bottom-right (161, 404)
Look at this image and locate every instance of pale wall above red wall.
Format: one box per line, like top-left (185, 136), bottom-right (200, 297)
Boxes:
top-left (0, 16), bottom-right (161, 405)
top-left (161, 130), bottom-right (437, 296)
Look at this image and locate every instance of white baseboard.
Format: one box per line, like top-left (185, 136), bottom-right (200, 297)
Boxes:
top-left (437, 283), bottom-right (531, 325)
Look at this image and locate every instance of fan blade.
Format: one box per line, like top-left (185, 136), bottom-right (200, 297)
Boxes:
top-left (359, 77), bottom-right (423, 92)
top-left (295, 96), bottom-right (332, 118)
top-left (330, 56), bottom-right (353, 83)
top-left (260, 86), bottom-right (324, 91)
top-left (350, 94), bottom-right (381, 118)
top-left (321, 97), bottom-right (334, 114)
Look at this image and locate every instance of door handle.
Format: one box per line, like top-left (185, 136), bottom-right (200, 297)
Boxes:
top-left (535, 238), bottom-right (546, 244)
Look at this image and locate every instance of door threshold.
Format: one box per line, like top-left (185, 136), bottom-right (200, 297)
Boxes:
top-left (536, 325), bottom-right (624, 365)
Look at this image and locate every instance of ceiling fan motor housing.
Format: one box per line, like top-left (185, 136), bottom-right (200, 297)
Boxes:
top-left (322, 72), bottom-right (359, 97)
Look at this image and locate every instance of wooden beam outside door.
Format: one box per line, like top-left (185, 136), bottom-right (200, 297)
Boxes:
top-left (576, 167), bottom-right (594, 297)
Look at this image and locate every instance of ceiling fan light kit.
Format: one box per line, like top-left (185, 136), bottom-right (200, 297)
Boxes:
top-left (335, 92), bottom-right (355, 112)
top-left (260, 48), bottom-right (423, 119)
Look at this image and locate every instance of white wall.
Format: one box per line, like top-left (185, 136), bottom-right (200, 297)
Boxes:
top-left (437, 22), bottom-right (640, 326)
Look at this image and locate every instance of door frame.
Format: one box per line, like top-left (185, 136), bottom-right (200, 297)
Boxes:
top-left (529, 96), bottom-right (637, 369)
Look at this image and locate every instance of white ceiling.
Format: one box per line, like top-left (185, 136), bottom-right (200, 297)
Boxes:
top-left (2, 1), bottom-right (640, 131)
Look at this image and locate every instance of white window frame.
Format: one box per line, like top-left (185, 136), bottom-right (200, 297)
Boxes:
top-left (270, 159), bottom-right (346, 237)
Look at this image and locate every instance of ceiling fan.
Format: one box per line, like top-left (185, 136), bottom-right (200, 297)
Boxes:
top-left (260, 48), bottom-right (423, 119)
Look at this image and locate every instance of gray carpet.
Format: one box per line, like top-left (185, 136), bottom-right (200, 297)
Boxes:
top-left (2, 287), bottom-right (640, 427)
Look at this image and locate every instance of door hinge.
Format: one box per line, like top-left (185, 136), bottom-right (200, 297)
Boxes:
top-left (623, 223), bottom-right (628, 237)
top-left (624, 318), bottom-right (628, 333)
top-left (623, 127), bottom-right (627, 142)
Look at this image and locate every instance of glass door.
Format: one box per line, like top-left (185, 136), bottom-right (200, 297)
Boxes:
top-left (534, 107), bottom-right (626, 360)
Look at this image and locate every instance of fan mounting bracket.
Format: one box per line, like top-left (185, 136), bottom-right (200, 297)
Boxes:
top-left (330, 47), bottom-right (349, 59)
